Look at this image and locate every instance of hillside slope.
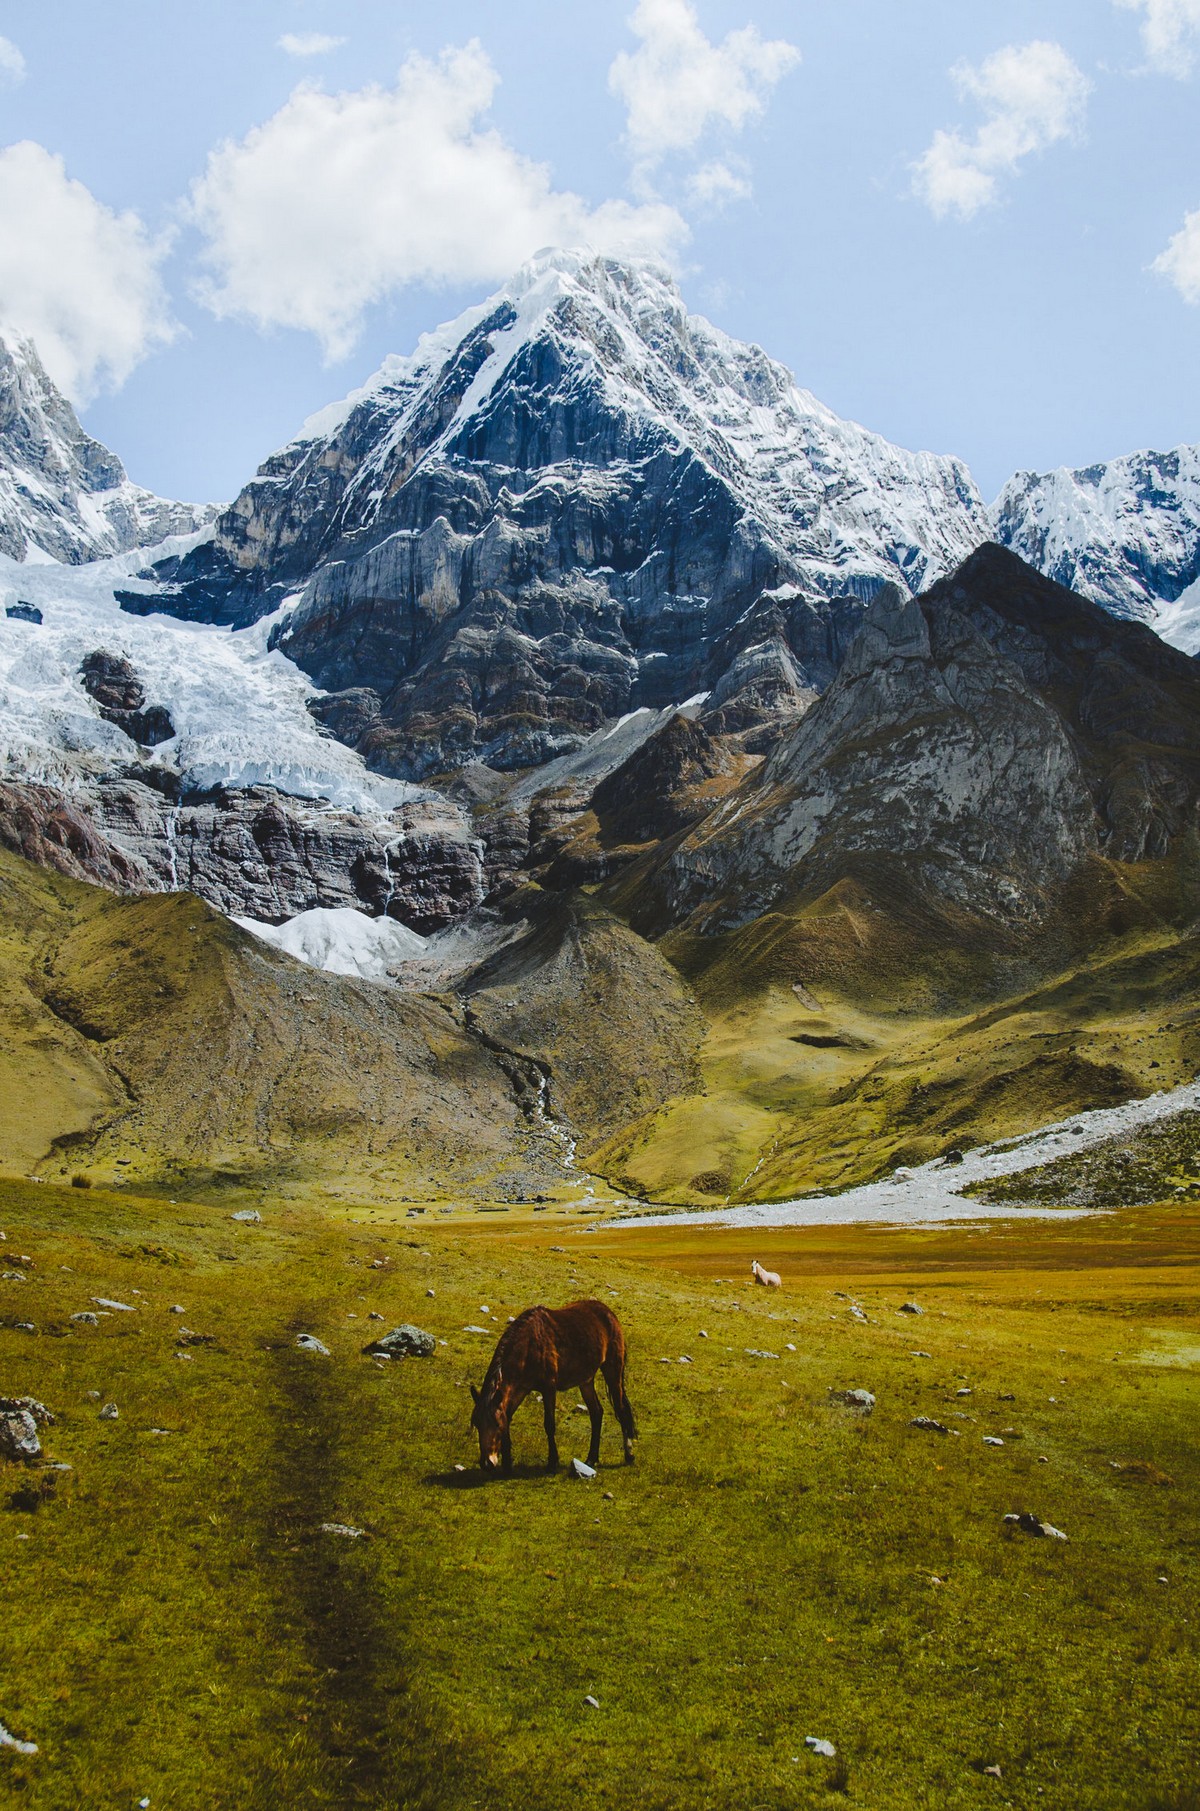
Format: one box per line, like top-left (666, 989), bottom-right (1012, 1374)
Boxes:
top-left (0, 846), bottom-right (537, 1204)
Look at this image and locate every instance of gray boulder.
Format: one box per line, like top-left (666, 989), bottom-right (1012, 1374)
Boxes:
top-left (362, 1324), bottom-right (436, 1358)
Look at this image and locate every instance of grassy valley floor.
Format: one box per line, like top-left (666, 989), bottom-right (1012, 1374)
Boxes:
top-left (0, 1178), bottom-right (1197, 1809)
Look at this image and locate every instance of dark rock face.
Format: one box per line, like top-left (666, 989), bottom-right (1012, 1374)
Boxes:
top-left (5, 601), bottom-right (41, 624)
top-left (80, 651), bottom-right (175, 748)
top-left (123, 253), bottom-right (990, 779)
top-left (649, 546), bottom-right (1200, 933)
top-left (0, 776), bottom-right (484, 931)
top-left (0, 329), bottom-right (217, 563)
top-left (591, 715), bottom-right (740, 846)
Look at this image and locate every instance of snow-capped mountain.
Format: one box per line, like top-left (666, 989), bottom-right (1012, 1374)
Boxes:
top-left (132, 249), bottom-right (992, 777)
top-left (0, 540), bottom-right (485, 927)
top-left (0, 327), bottom-right (219, 564)
top-left (994, 446), bottom-right (1200, 652)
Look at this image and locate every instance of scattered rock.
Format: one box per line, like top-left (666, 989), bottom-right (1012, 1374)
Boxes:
top-left (368, 1310), bottom-right (384, 1320)
top-left (230, 1209), bottom-right (261, 1224)
top-left (0, 1719), bottom-right (37, 1755)
top-left (743, 1348), bottom-right (779, 1359)
top-left (175, 1329), bottom-right (216, 1347)
top-left (602, 1491), bottom-right (614, 1500)
top-left (983, 1436), bottom-right (1005, 1447)
top-left (0, 1408), bottom-right (41, 1462)
top-left (898, 1302), bottom-right (923, 1314)
top-left (0, 1397), bottom-right (53, 1426)
top-left (463, 1325), bottom-right (490, 1336)
top-left (830, 1388), bottom-right (875, 1411)
top-left (805, 1737), bottom-right (836, 1758)
top-left (910, 1417), bottom-right (949, 1435)
top-left (426, 1288), bottom-right (435, 1298)
top-left (583, 1695), bottom-right (600, 1709)
top-left (998, 1391), bottom-right (1015, 1401)
top-left (319, 1522), bottom-right (366, 1539)
top-left (698, 1329), bottom-right (709, 1339)
top-left (91, 1297), bottom-right (135, 1312)
top-left (14, 1322), bottom-right (35, 1334)
top-left (362, 1324), bottom-right (435, 1358)
top-left (912, 1351), bottom-right (932, 1359)
top-left (70, 1311), bottom-right (99, 1325)
top-left (295, 1334), bottom-right (331, 1356)
top-left (1003, 1512), bottom-right (1067, 1540)
top-left (983, 1764), bottom-right (1002, 1779)
top-left (169, 1304), bottom-right (185, 1315)
top-left (2, 1271), bottom-right (27, 1283)
top-left (99, 1402), bottom-right (119, 1420)
top-left (570, 1458), bottom-right (597, 1480)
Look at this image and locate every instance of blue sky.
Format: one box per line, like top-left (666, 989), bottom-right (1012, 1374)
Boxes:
top-left (0, 0), bottom-right (1196, 504)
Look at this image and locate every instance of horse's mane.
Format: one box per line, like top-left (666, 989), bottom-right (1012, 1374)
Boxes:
top-left (479, 1306), bottom-right (547, 1408)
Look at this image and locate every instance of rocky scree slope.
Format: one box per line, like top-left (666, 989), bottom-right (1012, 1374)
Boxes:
top-left (125, 250), bottom-right (992, 778)
top-left (0, 329), bottom-right (218, 564)
top-left (635, 544), bottom-right (1200, 942)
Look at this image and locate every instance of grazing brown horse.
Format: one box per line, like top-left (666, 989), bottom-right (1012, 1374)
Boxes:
top-left (469, 1300), bottom-right (636, 1475)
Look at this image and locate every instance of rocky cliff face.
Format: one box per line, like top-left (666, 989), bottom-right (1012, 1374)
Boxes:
top-left (0, 329), bottom-right (218, 563)
top-left (645, 545), bottom-right (1200, 936)
top-left (126, 251), bottom-right (991, 778)
top-left (994, 446), bottom-right (1200, 649)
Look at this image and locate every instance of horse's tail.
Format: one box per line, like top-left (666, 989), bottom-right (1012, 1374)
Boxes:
top-left (601, 1312), bottom-right (637, 1439)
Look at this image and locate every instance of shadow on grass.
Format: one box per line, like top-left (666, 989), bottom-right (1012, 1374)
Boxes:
top-left (265, 1306), bottom-right (477, 1810)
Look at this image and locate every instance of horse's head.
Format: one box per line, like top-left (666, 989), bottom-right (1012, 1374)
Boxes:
top-left (469, 1382), bottom-right (506, 1474)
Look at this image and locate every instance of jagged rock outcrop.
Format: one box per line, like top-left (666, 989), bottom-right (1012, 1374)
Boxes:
top-left (994, 446), bottom-right (1200, 646)
top-left (646, 545), bottom-right (1200, 935)
top-left (80, 649), bottom-right (175, 747)
top-left (0, 776), bottom-right (485, 931)
top-left (0, 328), bottom-right (218, 563)
top-left (124, 251), bottom-right (991, 778)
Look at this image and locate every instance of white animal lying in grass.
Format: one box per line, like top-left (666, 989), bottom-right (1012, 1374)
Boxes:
top-left (751, 1260), bottom-right (781, 1289)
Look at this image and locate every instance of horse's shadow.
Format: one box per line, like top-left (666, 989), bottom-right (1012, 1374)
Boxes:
top-left (424, 1463), bottom-right (574, 1489)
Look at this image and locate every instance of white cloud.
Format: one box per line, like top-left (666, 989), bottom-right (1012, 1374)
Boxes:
top-left (610, 0), bottom-right (799, 178)
top-left (914, 40), bottom-right (1091, 221)
top-left (1154, 207), bottom-right (1200, 301)
top-left (188, 42), bottom-right (686, 360)
top-left (0, 141), bottom-right (175, 401)
top-left (1114, 0), bottom-right (1200, 76)
top-left (0, 36), bottom-right (25, 84)
top-left (278, 32), bottom-right (345, 59)
top-left (686, 159), bottom-right (752, 209)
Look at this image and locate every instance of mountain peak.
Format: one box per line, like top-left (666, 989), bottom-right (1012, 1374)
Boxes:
top-left (0, 324), bottom-right (220, 565)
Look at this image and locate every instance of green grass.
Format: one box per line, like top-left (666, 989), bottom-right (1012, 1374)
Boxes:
top-left (2, 1178), bottom-right (1199, 1808)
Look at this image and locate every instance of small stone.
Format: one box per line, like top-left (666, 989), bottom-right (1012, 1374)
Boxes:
top-left (0, 1719), bottom-right (38, 1755)
top-left (70, 1311), bottom-right (99, 1325)
top-left (899, 1302), bottom-right (923, 1314)
top-left (91, 1298), bottom-right (135, 1312)
top-left (368, 1310), bottom-right (385, 1320)
top-left (85, 1389), bottom-right (100, 1400)
top-left (804, 1737), bottom-right (836, 1758)
top-left (602, 1491), bottom-right (614, 1500)
top-left (1003, 1512), bottom-right (1067, 1540)
top-left (176, 1329), bottom-right (216, 1347)
top-left (910, 1416), bottom-right (949, 1434)
top-left (956, 1387), bottom-right (972, 1398)
top-left (698, 1329), bottom-right (708, 1338)
top-left (230, 1210), bottom-right (261, 1223)
top-left (169, 1304), bottom-right (185, 1314)
top-left (983, 1764), bottom-right (1002, 1779)
top-left (319, 1522), bottom-right (366, 1539)
top-left (912, 1351), bottom-right (932, 1358)
top-left (570, 1458), bottom-right (597, 1480)
top-left (583, 1695), bottom-right (600, 1709)
top-left (830, 1388), bottom-right (875, 1412)
top-left (363, 1325), bottom-right (435, 1358)
top-left (1157, 1575), bottom-right (1169, 1584)
top-left (15, 1322), bottom-right (35, 1333)
top-left (983, 1436), bottom-right (1005, 1447)
top-left (295, 1334), bottom-right (331, 1356)
top-left (426, 1289), bottom-right (435, 1297)
top-left (998, 1391), bottom-right (1015, 1401)
top-left (454, 1463), bottom-right (466, 1472)
top-left (99, 1402), bottom-right (119, 1420)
